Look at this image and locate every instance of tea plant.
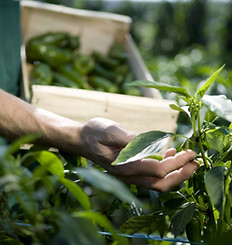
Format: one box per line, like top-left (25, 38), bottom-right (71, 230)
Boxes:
top-left (112, 65), bottom-right (232, 244)
top-left (0, 135), bottom-right (143, 244)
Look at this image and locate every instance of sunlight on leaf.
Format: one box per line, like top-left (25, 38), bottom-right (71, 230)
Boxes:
top-left (195, 65), bottom-right (225, 98)
top-left (202, 95), bottom-right (232, 122)
top-left (31, 151), bottom-right (64, 179)
top-left (112, 131), bottom-right (170, 165)
top-left (130, 80), bottom-right (191, 98)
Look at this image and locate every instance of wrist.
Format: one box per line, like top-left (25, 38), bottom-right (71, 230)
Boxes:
top-left (33, 107), bottom-right (84, 154)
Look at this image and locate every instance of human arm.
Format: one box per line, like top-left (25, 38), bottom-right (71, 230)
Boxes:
top-left (0, 89), bottom-right (133, 162)
top-left (0, 89), bottom-right (199, 191)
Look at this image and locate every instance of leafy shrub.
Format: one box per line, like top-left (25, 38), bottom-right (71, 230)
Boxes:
top-left (0, 135), bottom-right (141, 244)
top-left (113, 66), bottom-right (232, 244)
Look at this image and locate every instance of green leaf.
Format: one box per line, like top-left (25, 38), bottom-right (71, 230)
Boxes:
top-left (172, 202), bottom-right (196, 237)
top-left (129, 80), bottom-right (191, 98)
top-left (112, 131), bottom-right (170, 165)
top-left (60, 178), bottom-right (91, 210)
top-left (76, 167), bottom-right (142, 207)
top-left (119, 213), bottom-right (159, 234)
top-left (195, 65), bottom-right (225, 98)
top-left (163, 197), bottom-right (186, 210)
top-left (73, 211), bottom-right (114, 232)
top-left (72, 211), bottom-right (129, 245)
top-left (6, 134), bottom-right (39, 156)
top-left (31, 151), bottom-right (64, 179)
top-left (0, 235), bottom-right (24, 245)
top-left (169, 104), bottom-right (186, 112)
top-left (202, 95), bottom-right (232, 122)
top-left (204, 128), bottom-right (229, 153)
top-left (224, 193), bottom-right (231, 224)
top-left (204, 166), bottom-right (226, 215)
top-left (158, 213), bottom-right (166, 238)
top-left (229, 181), bottom-right (232, 201)
top-left (55, 213), bottom-right (104, 245)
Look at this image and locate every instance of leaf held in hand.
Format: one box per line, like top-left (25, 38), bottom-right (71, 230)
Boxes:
top-left (112, 131), bottom-right (170, 165)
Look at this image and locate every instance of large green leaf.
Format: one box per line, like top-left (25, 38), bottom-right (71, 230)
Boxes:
top-left (26, 151), bottom-right (91, 210)
top-left (204, 166), bottom-right (226, 215)
top-left (172, 202), bottom-right (196, 237)
top-left (194, 65), bottom-right (224, 98)
top-left (130, 80), bottom-right (190, 98)
top-left (112, 131), bottom-right (170, 166)
top-left (202, 95), bottom-right (232, 122)
top-left (60, 178), bottom-right (91, 210)
top-left (31, 151), bottom-right (64, 179)
top-left (76, 167), bottom-right (142, 207)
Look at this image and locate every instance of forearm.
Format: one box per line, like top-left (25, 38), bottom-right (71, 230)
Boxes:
top-left (0, 89), bottom-right (83, 153)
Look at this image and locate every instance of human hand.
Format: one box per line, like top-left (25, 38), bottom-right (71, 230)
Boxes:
top-left (77, 117), bottom-right (136, 166)
top-left (77, 117), bottom-right (199, 191)
top-left (112, 148), bottom-right (199, 192)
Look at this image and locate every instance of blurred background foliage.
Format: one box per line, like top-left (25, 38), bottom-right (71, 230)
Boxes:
top-left (34, 0), bottom-right (232, 99)
top-left (31, 0), bottom-right (232, 138)
top-left (4, 2), bottom-right (231, 243)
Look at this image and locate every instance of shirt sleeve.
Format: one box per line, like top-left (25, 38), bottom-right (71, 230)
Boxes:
top-left (0, 0), bottom-right (21, 96)
top-left (0, 0), bottom-right (21, 145)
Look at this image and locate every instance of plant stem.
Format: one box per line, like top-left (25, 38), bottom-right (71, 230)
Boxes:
top-left (197, 112), bottom-right (210, 170)
top-left (192, 113), bottom-right (197, 139)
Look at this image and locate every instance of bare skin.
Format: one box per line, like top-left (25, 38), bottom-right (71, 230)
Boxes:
top-left (0, 89), bottom-right (199, 191)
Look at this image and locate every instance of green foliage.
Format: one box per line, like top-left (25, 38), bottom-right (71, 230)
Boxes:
top-left (76, 167), bottom-right (142, 207)
top-left (5, 1), bottom-right (232, 243)
top-left (0, 140), bottom-right (140, 244)
top-left (121, 66), bottom-right (232, 244)
top-left (204, 166), bottom-right (226, 215)
top-left (172, 202), bottom-right (196, 237)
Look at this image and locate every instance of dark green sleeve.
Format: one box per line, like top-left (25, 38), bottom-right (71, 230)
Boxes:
top-left (0, 0), bottom-right (21, 145)
top-left (0, 0), bottom-right (21, 96)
